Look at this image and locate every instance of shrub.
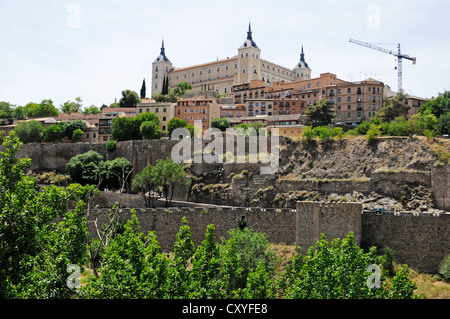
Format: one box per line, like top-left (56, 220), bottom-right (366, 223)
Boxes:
top-left (106, 140), bottom-right (116, 152)
top-left (14, 120), bottom-right (43, 143)
top-left (301, 126), bottom-right (315, 142)
top-left (72, 128), bottom-right (84, 142)
top-left (438, 254), bottom-right (450, 282)
top-left (42, 124), bottom-right (64, 143)
top-left (366, 124), bottom-right (381, 146)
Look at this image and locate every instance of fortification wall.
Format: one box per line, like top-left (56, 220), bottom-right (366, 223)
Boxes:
top-left (87, 201), bottom-right (449, 273)
top-left (361, 210), bottom-right (450, 273)
top-left (87, 207), bottom-right (296, 252)
top-left (296, 201), bottom-right (362, 254)
top-left (431, 164), bottom-right (450, 211)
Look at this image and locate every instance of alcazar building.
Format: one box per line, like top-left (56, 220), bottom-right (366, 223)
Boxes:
top-left (151, 24), bottom-right (311, 97)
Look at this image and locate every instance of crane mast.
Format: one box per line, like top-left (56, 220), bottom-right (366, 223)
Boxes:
top-left (349, 38), bottom-right (416, 92)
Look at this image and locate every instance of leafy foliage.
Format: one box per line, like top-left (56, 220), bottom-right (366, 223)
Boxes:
top-left (66, 151), bottom-right (131, 190)
top-left (14, 120), bottom-right (43, 143)
top-left (111, 112), bottom-right (160, 141)
top-left (305, 99), bottom-right (335, 127)
top-left (0, 131), bottom-right (95, 298)
top-left (119, 90), bottom-right (139, 108)
top-left (167, 117), bottom-right (188, 137)
top-left (211, 117), bottom-right (231, 131)
top-left (377, 92), bottom-right (410, 122)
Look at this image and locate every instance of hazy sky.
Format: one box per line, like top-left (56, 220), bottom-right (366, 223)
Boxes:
top-left (0, 0), bottom-right (448, 109)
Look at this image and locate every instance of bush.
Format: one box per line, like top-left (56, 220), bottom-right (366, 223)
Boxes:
top-left (140, 120), bottom-right (161, 140)
top-left (366, 124), bottom-right (381, 146)
top-left (106, 140), bottom-right (116, 152)
top-left (42, 124), bottom-right (64, 143)
top-left (438, 255), bottom-right (450, 282)
top-left (72, 128), bottom-right (84, 142)
top-left (66, 150), bottom-right (104, 185)
top-left (14, 120), bottom-right (43, 143)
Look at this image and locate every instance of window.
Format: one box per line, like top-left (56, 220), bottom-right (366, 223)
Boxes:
top-left (243, 68), bottom-right (246, 74)
top-left (163, 108), bottom-right (166, 112)
top-left (347, 96), bottom-right (351, 102)
top-left (348, 113), bottom-right (352, 118)
top-left (357, 112), bottom-right (361, 117)
top-left (348, 105), bottom-right (351, 110)
top-left (347, 88), bottom-right (351, 93)
top-left (155, 108), bottom-right (159, 113)
top-left (163, 116), bottom-right (166, 121)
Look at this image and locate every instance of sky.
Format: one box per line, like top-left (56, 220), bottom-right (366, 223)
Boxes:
top-left (0, 0), bottom-right (449, 109)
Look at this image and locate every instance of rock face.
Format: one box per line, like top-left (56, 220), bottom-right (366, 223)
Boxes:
top-left (187, 136), bottom-right (449, 213)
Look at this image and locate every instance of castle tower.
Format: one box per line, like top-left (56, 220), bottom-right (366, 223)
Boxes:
top-left (237, 23), bottom-right (261, 84)
top-left (293, 45), bottom-right (311, 80)
top-left (151, 40), bottom-right (173, 96)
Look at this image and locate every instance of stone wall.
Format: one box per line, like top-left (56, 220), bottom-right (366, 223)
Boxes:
top-left (362, 210), bottom-right (450, 273)
top-left (296, 201), bottom-right (362, 254)
top-left (87, 207), bottom-right (297, 252)
top-left (87, 201), bottom-right (449, 273)
top-left (431, 164), bottom-right (450, 211)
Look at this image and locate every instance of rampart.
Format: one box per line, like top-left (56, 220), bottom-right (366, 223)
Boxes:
top-left (87, 202), bottom-right (450, 273)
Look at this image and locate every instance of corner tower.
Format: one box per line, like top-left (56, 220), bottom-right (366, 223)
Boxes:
top-left (293, 45), bottom-right (311, 80)
top-left (151, 40), bottom-right (173, 96)
top-left (237, 23), bottom-right (262, 84)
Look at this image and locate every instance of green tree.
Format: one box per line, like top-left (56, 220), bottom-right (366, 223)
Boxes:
top-left (0, 131), bottom-right (95, 298)
top-left (42, 124), bottom-right (64, 142)
top-left (0, 101), bottom-right (14, 120)
top-left (132, 165), bottom-right (158, 208)
top-left (12, 105), bottom-right (26, 120)
top-left (140, 120), bottom-right (161, 140)
top-left (167, 117), bottom-right (188, 137)
top-left (418, 91), bottom-right (450, 119)
top-left (188, 224), bottom-right (222, 298)
top-left (211, 117), bottom-right (231, 131)
top-left (140, 78), bottom-right (147, 99)
top-left (72, 128), bottom-right (84, 142)
top-left (24, 99), bottom-right (59, 118)
top-left (104, 157), bottom-right (133, 191)
top-left (377, 92), bottom-right (410, 122)
top-left (437, 112), bottom-right (450, 135)
top-left (153, 158), bottom-right (189, 207)
top-left (119, 90), bottom-right (139, 108)
top-left (60, 97), bottom-right (83, 114)
top-left (305, 99), bottom-right (335, 127)
top-left (111, 112), bottom-right (160, 141)
top-left (83, 105), bottom-right (101, 115)
top-left (173, 81), bottom-right (192, 96)
top-left (14, 120), bottom-right (44, 143)
top-left (60, 120), bottom-right (86, 141)
top-left (66, 150), bottom-right (104, 186)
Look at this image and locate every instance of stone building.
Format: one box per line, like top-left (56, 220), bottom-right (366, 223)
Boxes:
top-left (151, 23), bottom-right (311, 97)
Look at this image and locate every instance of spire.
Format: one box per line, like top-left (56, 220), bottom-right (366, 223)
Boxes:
top-left (154, 39), bottom-right (171, 63)
top-left (240, 22), bottom-right (259, 49)
top-left (160, 39), bottom-right (165, 55)
top-left (300, 45), bottom-right (305, 62)
top-left (295, 44), bottom-right (309, 69)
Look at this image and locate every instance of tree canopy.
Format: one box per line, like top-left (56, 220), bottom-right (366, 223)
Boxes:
top-left (305, 99), bottom-right (335, 127)
top-left (377, 92), bottom-right (410, 123)
top-left (119, 90), bottom-right (140, 108)
top-left (111, 112), bottom-right (160, 141)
